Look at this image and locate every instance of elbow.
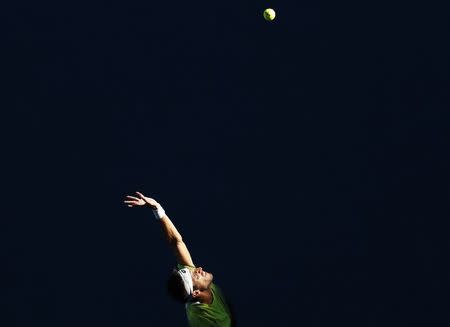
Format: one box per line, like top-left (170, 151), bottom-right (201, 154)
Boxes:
top-left (168, 235), bottom-right (183, 246)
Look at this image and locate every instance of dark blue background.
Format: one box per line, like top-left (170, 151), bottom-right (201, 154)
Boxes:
top-left (3, 1), bottom-right (450, 326)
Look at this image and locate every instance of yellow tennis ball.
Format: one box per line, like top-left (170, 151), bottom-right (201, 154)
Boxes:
top-left (263, 8), bottom-right (276, 21)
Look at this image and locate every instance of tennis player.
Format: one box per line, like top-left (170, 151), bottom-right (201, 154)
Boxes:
top-left (124, 192), bottom-right (235, 327)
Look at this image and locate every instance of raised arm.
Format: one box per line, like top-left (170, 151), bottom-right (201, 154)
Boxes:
top-left (124, 192), bottom-right (194, 267)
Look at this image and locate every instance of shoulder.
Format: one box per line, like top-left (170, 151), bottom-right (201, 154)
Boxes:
top-left (187, 312), bottom-right (218, 327)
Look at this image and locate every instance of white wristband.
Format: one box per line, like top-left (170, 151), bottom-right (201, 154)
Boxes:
top-left (152, 205), bottom-right (166, 220)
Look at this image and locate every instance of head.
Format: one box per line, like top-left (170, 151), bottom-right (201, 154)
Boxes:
top-left (166, 267), bottom-right (213, 303)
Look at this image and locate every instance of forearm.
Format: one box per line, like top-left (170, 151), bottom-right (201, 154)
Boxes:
top-left (159, 214), bottom-right (183, 244)
top-left (149, 203), bottom-right (180, 243)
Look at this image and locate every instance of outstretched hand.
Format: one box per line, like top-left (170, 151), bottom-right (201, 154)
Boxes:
top-left (124, 192), bottom-right (160, 209)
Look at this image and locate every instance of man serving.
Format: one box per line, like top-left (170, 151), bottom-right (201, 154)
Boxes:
top-left (124, 192), bottom-right (234, 327)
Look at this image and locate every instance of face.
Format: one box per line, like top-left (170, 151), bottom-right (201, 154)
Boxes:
top-left (191, 267), bottom-right (213, 291)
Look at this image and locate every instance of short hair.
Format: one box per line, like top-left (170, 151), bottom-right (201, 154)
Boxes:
top-left (166, 269), bottom-right (189, 303)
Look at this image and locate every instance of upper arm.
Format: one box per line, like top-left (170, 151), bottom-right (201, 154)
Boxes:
top-left (158, 215), bottom-right (195, 267)
top-left (173, 240), bottom-right (195, 267)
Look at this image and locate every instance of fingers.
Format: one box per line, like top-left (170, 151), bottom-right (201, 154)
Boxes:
top-left (123, 200), bottom-right (139, 206)
top-left (136, 192), bottom-right (157, 204)
top-left (124, 192), bottom-right (144, 206)
top-left (123, 192), bottom-right (156, 208)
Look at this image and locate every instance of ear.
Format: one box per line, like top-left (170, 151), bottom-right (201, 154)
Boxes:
top-left (192, 290), bottom-right (201, 299)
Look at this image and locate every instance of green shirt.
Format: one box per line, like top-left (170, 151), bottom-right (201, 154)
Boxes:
top-left (186, 283), bottom-right (232, 327)
top-left (178, 265), bottom-right (232, 327)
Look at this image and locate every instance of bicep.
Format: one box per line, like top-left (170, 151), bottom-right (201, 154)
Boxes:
top-left (173, 240), bottom-right (195, 267)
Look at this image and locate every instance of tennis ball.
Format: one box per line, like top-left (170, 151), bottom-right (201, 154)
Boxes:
top-left (263, 8), bottom-right (276, 21)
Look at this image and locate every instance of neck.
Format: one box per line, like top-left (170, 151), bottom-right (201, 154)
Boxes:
top-left (197, 289), bottom-right (213, 304)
